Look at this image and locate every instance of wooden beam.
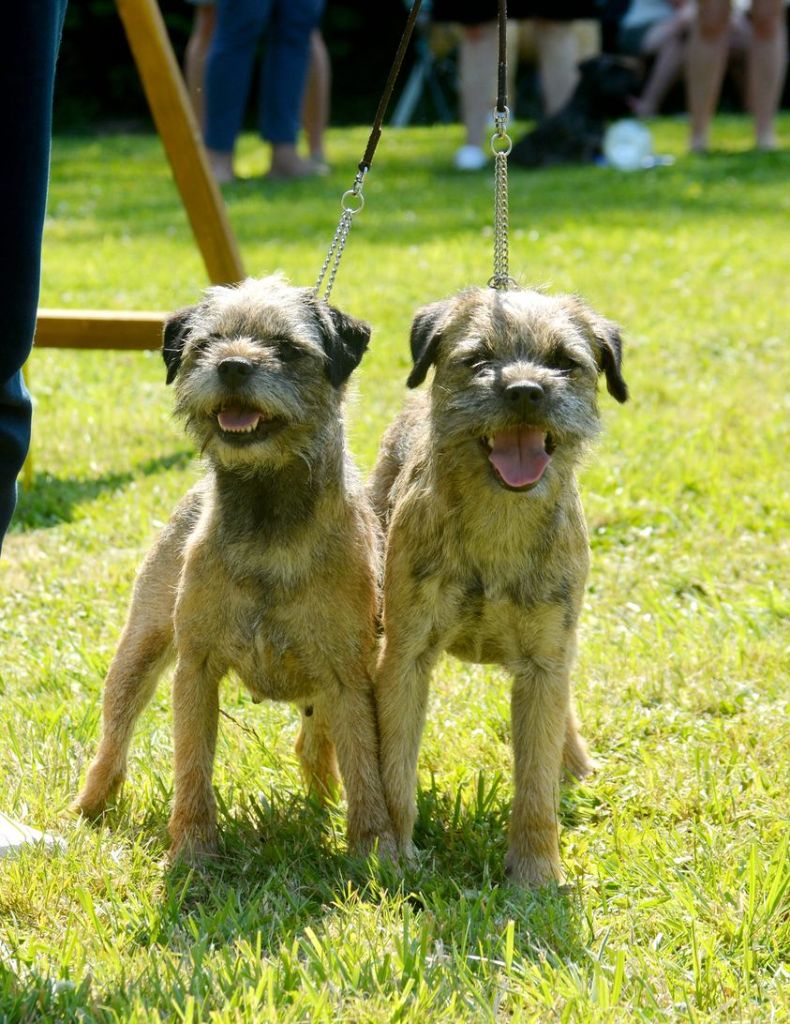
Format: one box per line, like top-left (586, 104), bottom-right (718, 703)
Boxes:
top-left (115, 0), bottom-right (245, 286)
top-left (35, 309), bottom-right (166, 350)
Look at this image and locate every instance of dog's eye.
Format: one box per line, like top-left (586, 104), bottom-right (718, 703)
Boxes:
top-left (461, 354), bottom-right (488, 373)
top-left (551, 353), bottom-right (580, 374)
top-left (276, 341), bottom-right (303, 362)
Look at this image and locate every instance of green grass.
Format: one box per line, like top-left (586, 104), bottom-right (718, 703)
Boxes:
top-left (1, 115), bottom-right (788, 1022)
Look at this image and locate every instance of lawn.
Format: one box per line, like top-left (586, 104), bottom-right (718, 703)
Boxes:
top-left (1, 115), bottom-right (788, 1022)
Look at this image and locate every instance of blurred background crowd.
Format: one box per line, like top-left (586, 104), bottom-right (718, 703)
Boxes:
top-left (53, 0), bottom-right (789, 156)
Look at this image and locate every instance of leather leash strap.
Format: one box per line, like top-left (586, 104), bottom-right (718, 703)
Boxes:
top-left (315, 0), bottom-right (424, 301)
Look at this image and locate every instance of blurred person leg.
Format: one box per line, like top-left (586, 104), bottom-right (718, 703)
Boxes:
top-left (454, 20), bottom-right (520, 171)
top-left (204, 0), bottom-right (273, 182)
top-left (748, 0), bottom-right (786, 149)
top-left (631, 4), bottom-right (695, 117)
top-left (533, 19), bottom-right (580, 114)
top-left (184, 0), bottom-right (217, 131)
top-left (303, 29), bottom-right (331, 173)
top-left (686, 0), bottom-right (734, 150)
top-left (1, 0), bottom-right (68, 553)
top-left (260, 0), bottom-right (326, 179)
top-left (456, 21), bottom-right (498, 169)
top-left (0, 0), bottom-right (68, 857)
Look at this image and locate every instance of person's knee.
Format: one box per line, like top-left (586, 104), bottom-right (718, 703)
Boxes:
top-left (697, 1), bottom-right (732, 40)
top-left (750, 2), bottom-right (784, 41)
top-left (276, 0), bottom-right (324, 40)
top-left (194, 5), bottom-right (217, 44)
top-left (216, 2), bottom-right (267, 48)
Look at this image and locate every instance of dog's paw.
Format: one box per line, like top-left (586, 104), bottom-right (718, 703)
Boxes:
top-left (562, 730), bottom-right (598, 781)
top-left (563, 747), bottom-right (598, 781)
top-left (504, 849), bottom-right (564, 889)
top-left (167, 822), bottom-right (219, 866)
top-left (71, 774), bottom-right (124, 820)
top-left (349, 828), bottom-right (399, 864)
top-left (399, 837), bottom-right (418, 866)
top-left (70, 794), bottom-right (107, 821)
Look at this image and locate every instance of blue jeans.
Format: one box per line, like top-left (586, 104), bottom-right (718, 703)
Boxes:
top-left (204, 0), bottom-right (325, 151)
top-left (0, 0), bottom-right (68, 553)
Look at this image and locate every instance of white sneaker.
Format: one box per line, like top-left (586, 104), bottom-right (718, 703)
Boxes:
top-left (454, 145), bottom-right (488, 171)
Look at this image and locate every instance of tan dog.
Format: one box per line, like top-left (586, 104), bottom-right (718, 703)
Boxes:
top-left (370, 285), bottom-right (628, 887)
top-left (73, 275), bottom-right (395, 863)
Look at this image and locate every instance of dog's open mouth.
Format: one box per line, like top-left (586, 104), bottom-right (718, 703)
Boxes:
top-left (215, 405), bottom-right (285, 442)
top-left (481, 427), bottom-right (555, 491)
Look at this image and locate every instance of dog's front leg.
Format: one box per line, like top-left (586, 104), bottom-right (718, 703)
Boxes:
top-left (73, 507), bottom-right (193, 819)
top-left (506, 657), bottom-right (570, 887)
top-left (320, 679), bottom-right (397, 860)
top-left (168, 652), bottom-right (223, 862)
top-left (73, 626), bottom-right (173, 819)
top-left (375, 558), bottom-right (443, 859)
top-left (376, 643), bottom-right (436, 859)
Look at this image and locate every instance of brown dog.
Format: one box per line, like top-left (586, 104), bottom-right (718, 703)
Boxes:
top-left (73, 274), bottom-right (395, 863)
top-left (370, 285), bottom-right (628, 887)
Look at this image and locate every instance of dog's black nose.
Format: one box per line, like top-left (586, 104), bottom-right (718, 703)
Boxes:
top-left (505, 381), bottom-right (544, 405)
top-left (217, 357), bottom-right (254, 385)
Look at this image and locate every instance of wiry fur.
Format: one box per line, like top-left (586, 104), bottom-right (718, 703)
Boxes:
top-left (370, 286), bottom-right (628, 887)
top-left (73, 274), bottom-right (395, 863)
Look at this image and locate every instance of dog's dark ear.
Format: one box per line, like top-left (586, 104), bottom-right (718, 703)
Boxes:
top-left (565, 298), bottom-right (629, 403)
top-left (596, 322), bottom-right (628, 403)
top-left (162, 306), bottom-right (195, 385)
top-left (407, 301), bottom-right (453, 388)
top-left (319, 304), bottom-right (372, 387)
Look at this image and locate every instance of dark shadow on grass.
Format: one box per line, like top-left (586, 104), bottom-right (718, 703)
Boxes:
top-left (130, 790), bottom-right (358, 953)
top-left (11, 449), bottom-right (194, 531)
top-left (121, 769), bottom-right (591, 969)
top-left (396, 772), bottom-right (592, 962)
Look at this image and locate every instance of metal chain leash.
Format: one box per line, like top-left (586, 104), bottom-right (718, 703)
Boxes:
top-left (313, 0), bottom-right (423, 303)
top-left (489, 106), bottom-right (514, 290)
top-left (314, 169), bottom-right (366, 302)
top-left (488, 0), bottom-right (516, 291)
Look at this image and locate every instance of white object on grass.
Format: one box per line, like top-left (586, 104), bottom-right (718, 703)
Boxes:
top-left (454, 144), bottom-right (488, 171)
top-left (603, 119), bottom-right (667, 171)
top-left (0, 812), bottom-right (64, 858)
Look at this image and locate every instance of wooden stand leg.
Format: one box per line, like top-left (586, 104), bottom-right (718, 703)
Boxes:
top-left (115, 0), bottom-right (245, 286)
top-left (35, 310), bottom-right (166, 351)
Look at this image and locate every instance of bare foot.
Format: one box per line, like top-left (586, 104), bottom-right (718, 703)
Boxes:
top-left (755, 132), bottom-right (778, 151)
top-left (265, 161), bottom-right (318, 181)
top-left (307, 155), bottom-right (331, 176)
top-left (629, 97), bottom-right (655, 119)
top-left (206, 148), bottom-right (235, 184)
top-left (266, 144), bottom-right (319, 181)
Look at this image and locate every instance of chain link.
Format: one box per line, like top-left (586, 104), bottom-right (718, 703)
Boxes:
top-left (488, 108), bottom-right (515, 291)
top-left (314, 169), bottom-right (367, 303)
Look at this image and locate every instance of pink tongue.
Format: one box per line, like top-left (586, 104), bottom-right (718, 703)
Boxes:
top-left (218, 407), bottom-right (261, 432)
top-left (489, 426), bottom-right (550, 488)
